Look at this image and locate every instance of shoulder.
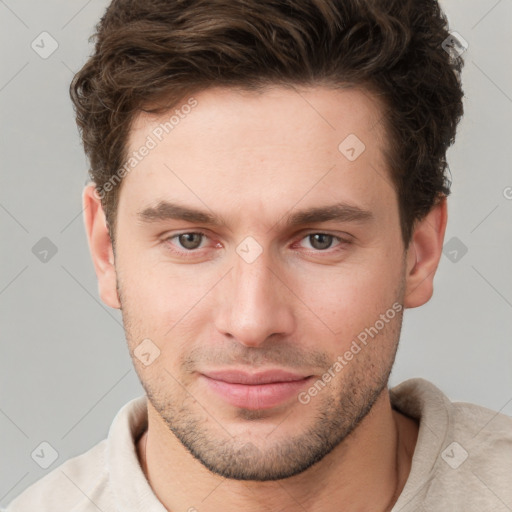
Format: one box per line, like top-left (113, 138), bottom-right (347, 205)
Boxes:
top-left (450, 398), bottom-right (512, 474)
top-left (4, 396), bottom-right (147, 512)
top-left (391, 378), bottom-right (512, 510)
top-left (452, 398), bottom-right (512, 438)
top-left (4, 440), bottom-right (114, 512)
top-left (432, 399), bottom-right (512, 510)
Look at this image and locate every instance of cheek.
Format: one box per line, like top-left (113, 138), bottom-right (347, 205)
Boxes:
top-left (292, 254), bottom-right (403, 345)
top-left (116, 252), bottom-right (221, 343)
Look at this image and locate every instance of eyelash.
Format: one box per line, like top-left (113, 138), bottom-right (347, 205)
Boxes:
top-left (163, 231), bottom-right (351, 259)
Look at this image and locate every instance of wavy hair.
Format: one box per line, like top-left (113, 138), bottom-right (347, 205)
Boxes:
top-left (70, 0), bottom-right (464, 243)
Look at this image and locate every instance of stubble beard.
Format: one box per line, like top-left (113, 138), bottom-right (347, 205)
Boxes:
top-left (118, 277), bottom-right (404, 481)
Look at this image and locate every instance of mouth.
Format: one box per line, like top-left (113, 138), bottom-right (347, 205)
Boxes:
top-left (199, 369), bottom-right (314, 410)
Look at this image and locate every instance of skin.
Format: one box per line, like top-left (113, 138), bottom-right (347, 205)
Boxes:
top-left (84, 85), bottom-right (447, 511)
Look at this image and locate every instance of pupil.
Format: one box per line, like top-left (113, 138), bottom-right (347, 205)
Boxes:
top-left (311, 234), bottom-right (332, 250)
top-left (180, 233), bottom-right (201, 249)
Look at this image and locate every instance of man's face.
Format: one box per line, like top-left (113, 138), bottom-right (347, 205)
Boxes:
top-left (114, 86), bottom-right (407, 480)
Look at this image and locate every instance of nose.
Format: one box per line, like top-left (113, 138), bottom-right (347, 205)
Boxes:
top-left (214, 247), bottom-right (296, 348)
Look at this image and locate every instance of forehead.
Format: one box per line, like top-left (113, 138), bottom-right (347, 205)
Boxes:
top-left (130, 85), bottom-right (386, 154)
top-left (120, 85), bottom-right (395, 228)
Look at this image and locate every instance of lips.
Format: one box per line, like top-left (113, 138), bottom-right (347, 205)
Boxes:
top-left (199, 369), bottom-right (313, 410)
top-left (202, 369), bottom-right (310, 385)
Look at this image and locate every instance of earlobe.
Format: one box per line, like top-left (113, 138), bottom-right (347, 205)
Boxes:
top-left (83, 185), bottom-right (121, 309)
top-left (404, 197), bottom-right (448, 309)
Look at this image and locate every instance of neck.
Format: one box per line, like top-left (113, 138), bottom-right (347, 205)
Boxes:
top-left (137, 390), bottom-right (418, 512)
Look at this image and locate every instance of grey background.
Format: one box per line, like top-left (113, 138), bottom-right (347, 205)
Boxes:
top-left (1, 0), bottom-right (511, 506)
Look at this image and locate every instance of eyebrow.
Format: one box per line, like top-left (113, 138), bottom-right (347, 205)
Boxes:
top-left (137, 201), bottom-right (373, 228)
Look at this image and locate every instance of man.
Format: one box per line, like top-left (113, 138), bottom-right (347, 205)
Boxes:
top-left (5, 0), bottom-right (511, 511)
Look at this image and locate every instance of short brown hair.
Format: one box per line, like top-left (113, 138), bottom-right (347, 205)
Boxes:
top-left (70, 0), bottom-right (464, 243)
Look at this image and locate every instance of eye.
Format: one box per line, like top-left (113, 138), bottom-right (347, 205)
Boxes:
top-left (162, 231), bottom-right (350, 259)
top-left (304, 233), bottom-right (336, 250)
top-left (169, 232), bottom-right (206, 251)
top-left (298, 233), bottom-right (348, 252)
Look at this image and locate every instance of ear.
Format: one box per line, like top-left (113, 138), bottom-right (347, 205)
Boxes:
top-left (83, 185), bottom-right (121, 309)
top-left (404, 197), bottom-right (448, 309)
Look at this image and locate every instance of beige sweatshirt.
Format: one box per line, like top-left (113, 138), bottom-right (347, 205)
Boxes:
top-left (4, 378), bottom-right (512, 511)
